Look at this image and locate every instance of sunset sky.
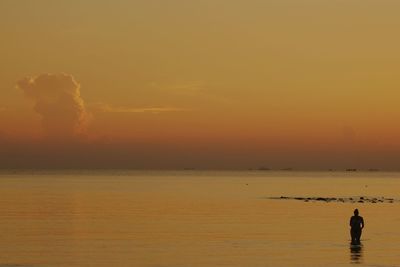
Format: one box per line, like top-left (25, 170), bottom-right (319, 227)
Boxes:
top-left (1, 0), bottom-right (400, 169)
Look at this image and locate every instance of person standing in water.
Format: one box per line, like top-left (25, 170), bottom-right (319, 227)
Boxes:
top-left (350, 209), bottom-right (364, 244)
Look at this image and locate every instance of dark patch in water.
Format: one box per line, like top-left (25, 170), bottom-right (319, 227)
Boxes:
top-left (268, 196), bottom-right (400, 204)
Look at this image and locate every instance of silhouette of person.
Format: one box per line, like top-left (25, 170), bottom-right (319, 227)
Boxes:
top-left (350, 209), bottom-right (364, 244)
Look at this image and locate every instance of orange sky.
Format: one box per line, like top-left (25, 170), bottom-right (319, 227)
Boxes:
top-left (1, 1), bottom-right (400, 169)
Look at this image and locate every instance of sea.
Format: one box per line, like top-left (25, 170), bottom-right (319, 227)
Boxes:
top-left (0, 170), bottom-right (399, 267)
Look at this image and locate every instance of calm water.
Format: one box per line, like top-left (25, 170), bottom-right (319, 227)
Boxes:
top-left (0, 170), bottom-right (399, 267)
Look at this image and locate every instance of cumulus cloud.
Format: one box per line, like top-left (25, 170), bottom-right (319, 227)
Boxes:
top-left (17, 73), bottom-right (88, 138)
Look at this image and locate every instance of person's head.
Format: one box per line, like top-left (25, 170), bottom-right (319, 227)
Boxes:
top-left (354, 209), bottom-right (359, 216)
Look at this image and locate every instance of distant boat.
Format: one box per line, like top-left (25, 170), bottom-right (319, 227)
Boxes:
top-left (346, 169), bottom-right (357, 172)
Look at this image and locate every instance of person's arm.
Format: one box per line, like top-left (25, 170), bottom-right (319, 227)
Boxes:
top-left (361, 217), bottom-right (364, 229)
top-left (349, 217), bottom-right (353, 227)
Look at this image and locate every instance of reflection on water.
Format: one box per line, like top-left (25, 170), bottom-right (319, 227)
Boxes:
top-left (350, 242), bottom-right (363, 264)
top-left (1, 171), bottom-right (400, 266)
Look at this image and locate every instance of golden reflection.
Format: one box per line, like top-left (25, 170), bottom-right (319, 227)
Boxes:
top-left (350, 242), bottom-right (363, 264)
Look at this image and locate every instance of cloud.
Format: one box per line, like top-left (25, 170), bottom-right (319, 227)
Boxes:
top-left (149, 80), bottom-right (234, 105)
top-left (17, 73), bottom-right (88, 138)
top-left (90, 103), bottom-right (187, 114)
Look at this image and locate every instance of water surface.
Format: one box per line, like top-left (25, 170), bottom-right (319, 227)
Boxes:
top-left (0, 170), bottom-right (399, 266)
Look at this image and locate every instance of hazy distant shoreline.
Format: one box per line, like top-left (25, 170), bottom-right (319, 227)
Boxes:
top-left (1, 169), bottom-right (400, 176)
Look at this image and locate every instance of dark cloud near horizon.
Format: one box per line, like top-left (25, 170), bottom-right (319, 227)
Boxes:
top-left (17, 73), bottom-right (88, 139)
